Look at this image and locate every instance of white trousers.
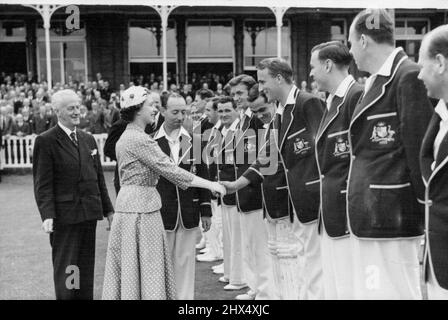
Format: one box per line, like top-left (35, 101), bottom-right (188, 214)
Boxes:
top-left (221, 205), bottom-right (245, 285)
top-left (351, 237), bottom-right (422, 300)
top-left (205, 199), bottom-right (223, 259)
top-left (240, 209), bottom-right (277, 300)
top-left (166, 225), bottom-right (197, 300)
top-left (321, 232), bottom-right (353, 299)
top-left (427, 256), bottom-right (448, 300)
top-left (294, 220), bottom-right (323, 300)
top-left (265, 218), bottom-right (302, 300)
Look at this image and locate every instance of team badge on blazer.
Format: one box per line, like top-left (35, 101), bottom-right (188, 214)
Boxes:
top-left (293, 137), bottom-right (311, 155)
top-left (333, 137), bottom-right (350, 158)
top-left (370, 121), bottom-right (396, 145)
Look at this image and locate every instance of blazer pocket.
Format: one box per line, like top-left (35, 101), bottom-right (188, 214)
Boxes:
top-left (55, 194), bottom-right (74, 202)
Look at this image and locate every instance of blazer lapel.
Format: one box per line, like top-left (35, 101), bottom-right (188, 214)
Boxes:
top-left (235, 114), bottom-right (252, 146)
top-left (77, 132), bottom-right (90, 170)
top-left (55, 126), bottom-right (79, 161)
top-left (279, 102), bottom-right (295, 151)
top-left (351, 51), bottom-right (408, 125)
top-left (420, 114), bottom-right (440, 184)
top-left (435, 129), bottom-right (448, 168)
top-left (178, 133), bottom-right (192, 165)
top-left (155, 135), bottom-right (171, 158)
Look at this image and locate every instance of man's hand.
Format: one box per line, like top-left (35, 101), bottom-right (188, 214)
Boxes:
top-left (210, 181), bottom-right (226, 197)
top-left (42, 218), bottom-right (54, 233)
top-left (106, 212), bottom-right (114, 231)
top-left (201, 216), bottom-right (212, 232)
top-left (220, 181), bottom-right (237, 194)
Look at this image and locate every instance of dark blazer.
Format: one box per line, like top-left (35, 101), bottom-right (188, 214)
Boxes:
top-left (216, 124), bottom-right (238, 206)
top-left (244, 87), bottom-right (325, 223)
top-left (347, 50), bottom-right (433, 239)
top-left (234, 112), bottom-right (264, 213)
top-left (420, 111), bottom-right (448, 290)
top-left (33, 125), bottom-right (113, 225)
top-left (155, 129), bottom-right (212, 230)
top-left (193, 116), bottom-right (214, 135)
top-left (315, 78), bottom-right (364, 238)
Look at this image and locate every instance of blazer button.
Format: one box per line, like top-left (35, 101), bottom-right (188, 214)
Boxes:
top-left (351, 155), bottom-right (356, 160)
top-left (321, 175), bottom-right (324, 179)
top-left (427, 200), bottom-right (433, 207)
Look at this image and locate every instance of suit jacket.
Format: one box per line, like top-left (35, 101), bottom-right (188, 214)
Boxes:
top-left (347, 50), bottom-right (433, 239)
top-left (244, 88), bottom-right (324, 223)
top-left (154, 129), bottom-right (212, 230)
top-left (34, 114), bottom-right (51, 135)
top-left (315, 79), bottom-right (364, 238)
top-left (33, 125), bottom-right (113, 225)
top-left (420, 111), bottom-right (448, 290)
top-left (234, 112), bottom-right (264, 213)
top-left (0, 114), bottom-right (13, 135)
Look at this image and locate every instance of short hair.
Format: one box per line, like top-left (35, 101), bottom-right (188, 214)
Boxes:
top-left (210, 97), bottom-right (221, 111)
top-left (120, 103), bottom-right (144, 122)
top-left (247, 84), bottom-right (268, 103)
top-left (51, 89), bottom-right (79, 111)
top-left (166, 92), bottom-right (186, 108)
top-left (256, 58), bottom-right (293, 84)
top-left (228, 74), bottom-right (257, 91)
top-left (217, 96), bottom-right (237, 109)
top-left (196, 88), bottom-right (214, 100)
top-left (311, 41), bottom-right (353, 68)
top-left (352, 9), bottom-right (394, 46)
top-left (426, 25), bottom-right (448, 59)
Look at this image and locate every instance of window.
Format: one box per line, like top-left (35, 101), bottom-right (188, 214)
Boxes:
top-left (331, 19), bottom-right (347, 43)
top-left (243, 20), bottom-right (290, 70)
top-left (0, 20), bottom-right (27, 74)
top-left (395, 18), bottom-right (430, 62)
top-left (37, 20), bottom-right (87, 84)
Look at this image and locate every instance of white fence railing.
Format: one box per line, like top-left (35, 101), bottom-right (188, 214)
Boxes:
top-left (0, 134), bottom-right (116, 169)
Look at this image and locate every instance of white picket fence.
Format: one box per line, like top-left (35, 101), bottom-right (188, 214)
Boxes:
top-left (0, 134), bottom-right (116, 169)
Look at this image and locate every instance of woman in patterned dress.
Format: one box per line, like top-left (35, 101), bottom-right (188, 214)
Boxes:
top-left (102, 86), bottom-right (225, 300)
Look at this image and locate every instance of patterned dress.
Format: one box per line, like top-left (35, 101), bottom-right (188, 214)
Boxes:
top-left (102, 123), bottom-right (194, 300)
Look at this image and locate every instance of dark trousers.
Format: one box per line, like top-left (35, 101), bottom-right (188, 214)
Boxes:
top-left (49, 220), bottom-right (97, 300)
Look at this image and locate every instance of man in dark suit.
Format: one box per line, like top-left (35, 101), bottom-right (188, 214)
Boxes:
top-left (223, 58), bottom-right (325, 299)
top-left (154, 93), bottom-right (212, 299)
top-left (33, 89), bottom-right (114, 300)
top-left (310, 41), bottom-right (364, 299)
top-left (417, 25), bottom-right (448, 300)
top-left (103, 90), bottom-right (163, 194)
top-left (347, 9), bottom-right (433, 299)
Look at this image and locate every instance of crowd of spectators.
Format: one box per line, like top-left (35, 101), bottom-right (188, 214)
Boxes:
top-left (1, 70), bottom-right (356, 142)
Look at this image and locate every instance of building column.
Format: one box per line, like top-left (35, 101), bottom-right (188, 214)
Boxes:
top-left (176, 17), bottom-right (186, 85)
top-left (234, 17), bottom-right (244, 76)
top-left (269, 7), bottom-right (289, 58)
top-left (290, 14), bottom-right (300, 82)
top-left (25, 18), bottom-right (37, 77)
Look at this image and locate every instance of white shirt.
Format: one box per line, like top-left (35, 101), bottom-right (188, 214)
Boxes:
top-left (221, 118), bottom-right (240, 138)
top-left (154, 124), bottom-right (190, 164)
top-left (326, 75), bottom-right (354, 111)
top-left (432, 99), bottom-right (448, 170)
top-left (240, 108), bottom-right (253, 127)
top-left (58, 121), bottom-right (77, 140)
top-left (364, 47), bottom-right (405, 95)
top-left (277, 85), bottom-right (298, 120)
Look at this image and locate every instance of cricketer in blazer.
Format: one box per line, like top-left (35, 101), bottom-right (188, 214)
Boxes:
top-left (347, 49), bottom-right (433, 239)
top-left (243, 87), bottom-right (325, 223)
top-left (315, 76), bottom-right (364, 238)
top-left (420, 104), bottom-right (448, 290)
top-left (154, 128), bottom-right (212, 230)
top-left (33, 125), bottom-right (113, 225)
top-left (234, 109), bottom-right (265, 213)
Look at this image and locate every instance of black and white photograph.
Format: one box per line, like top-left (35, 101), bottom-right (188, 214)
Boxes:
top-left (1, 0), bottom-right (448, 304)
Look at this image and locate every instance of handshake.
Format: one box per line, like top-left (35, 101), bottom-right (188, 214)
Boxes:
top-left (207, 178), bottom-right (250, 197)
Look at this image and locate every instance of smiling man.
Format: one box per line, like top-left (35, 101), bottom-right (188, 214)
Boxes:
top-left (417, 24), bottom-right (448, 300)
top-left (346, 9), bottom-right (433, 299)
top-left (33, 89), bottom-right (114, 300)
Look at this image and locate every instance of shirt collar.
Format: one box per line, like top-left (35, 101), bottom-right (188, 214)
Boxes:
top-left (154, 123), bottom-right (191, 142)
top-left (58, 121), bottom-right (76, 137)
top-left (221, 118), bottom-right (240, 134)
top-left (277, 85), bottom-right (298, 115)
top-left (376, 47), bottom-right (405, 77)
top-left (213, 119), bottom-right (222, 129)
top-left (435, 99), bottom-right (448, 122)
top-left (326, 75), bottom-right (355, 110)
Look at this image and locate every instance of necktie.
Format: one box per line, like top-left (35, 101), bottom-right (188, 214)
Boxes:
top-left (274, 113), bottom-right (282, 143)
top-left (70, 131), bottom-right (78, 148)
